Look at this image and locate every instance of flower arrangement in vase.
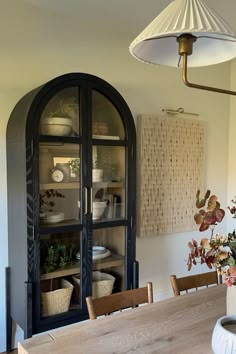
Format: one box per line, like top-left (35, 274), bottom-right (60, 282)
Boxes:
top-left (187, 190), bottom-right (236, 286)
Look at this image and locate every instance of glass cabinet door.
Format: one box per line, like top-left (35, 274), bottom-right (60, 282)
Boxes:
top-left (92, 145), bottom-right (126, 222)
top-left (92, 227), bottom-right (126, 297)
top-left (92, 90), bottom-right (125, 140)
top-left (40, 231), bottom-right (82, 317)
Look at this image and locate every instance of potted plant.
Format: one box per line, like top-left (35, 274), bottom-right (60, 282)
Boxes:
top-left (68, 158), bottom-right (80, 180)
top-left (40, 239), bottom-right (75, 274)
top-left (92, 158), bottom-right (104, 182)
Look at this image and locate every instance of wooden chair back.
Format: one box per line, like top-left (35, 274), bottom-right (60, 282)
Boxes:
top-left (86, 282), bottom-right (153, 320)
top-left (170, 271), bottom-right (221, 296)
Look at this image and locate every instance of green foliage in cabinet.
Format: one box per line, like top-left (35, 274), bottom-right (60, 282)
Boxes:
top-left (40, 240), bottom-right (77, 274)
top-left (68, 158), bottom-right (80, 174)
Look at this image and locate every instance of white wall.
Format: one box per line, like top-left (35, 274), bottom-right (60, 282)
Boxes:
top-left (228, 61), bottom-right (236, 233)
top-left (0, 90), bottom-right (28, 352)
top-left (0, 5), bottom-right (232, 351)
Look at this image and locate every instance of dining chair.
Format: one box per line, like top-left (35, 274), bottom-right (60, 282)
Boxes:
top-left (170, 271), bottom-right (222, 296)
top-left (86, 282), bottom-right (153, 320)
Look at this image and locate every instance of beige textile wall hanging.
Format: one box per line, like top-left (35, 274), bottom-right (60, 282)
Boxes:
top-left (137, 114), bottom-right (206, 238)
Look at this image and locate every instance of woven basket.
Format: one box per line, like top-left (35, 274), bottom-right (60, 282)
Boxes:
top-left (41, 279), bottom-right (73, 317)
top-left (73, 271), bottom-right (115, 299)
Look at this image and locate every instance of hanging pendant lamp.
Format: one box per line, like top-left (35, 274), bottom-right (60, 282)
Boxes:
top-left (129, 0), bottom-right (236, 96)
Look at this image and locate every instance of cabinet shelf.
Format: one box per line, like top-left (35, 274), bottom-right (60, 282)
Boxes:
top-left (40, 254), bottom-right (124, 280)
top-left (40, 181), bottom-right (123, 190)
top-left (40, 182), bottom-right (79, 190)
top-left (93, 181), bottom-right (123, 188)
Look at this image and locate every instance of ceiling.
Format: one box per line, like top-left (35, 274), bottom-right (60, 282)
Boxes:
top-left (0, 0), bottom-right (236, 90)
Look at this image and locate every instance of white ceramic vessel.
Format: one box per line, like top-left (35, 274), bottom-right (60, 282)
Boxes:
top-left (226, 285), bottom-right (236, 315)
top-left (40, 117), bottom-right (72, 136)
top-left (92, 169), bottom-right (103, 182)
top-left (92, 201), bottom-right (107, 220)
top-left (212, 315), bottom-right (236, 354)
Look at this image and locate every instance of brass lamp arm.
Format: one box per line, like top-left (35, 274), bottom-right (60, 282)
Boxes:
top-left (182, 53), bottom-right (236, 96)
top-left (177, 34), bottom-right (236, 96)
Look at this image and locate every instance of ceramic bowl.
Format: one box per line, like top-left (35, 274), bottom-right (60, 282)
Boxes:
top-left (40, 117), bottom-right (72, 136)
top-left (43, 117), bottom-right (72, 125)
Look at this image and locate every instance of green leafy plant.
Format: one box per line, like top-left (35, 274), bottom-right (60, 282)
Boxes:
top-left (40, 240), bottom-right (75, 273)
top-left (68, 158), bottom-right (80, 175)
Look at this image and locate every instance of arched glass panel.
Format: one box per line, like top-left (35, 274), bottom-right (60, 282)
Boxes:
top-left (92, 90), bottom-right (125, 140)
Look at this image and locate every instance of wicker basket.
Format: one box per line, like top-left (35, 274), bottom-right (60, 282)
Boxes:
top-left (41, 279), bottom-right (73, 317)
top-left (73, 271), bottom-right (115, 299)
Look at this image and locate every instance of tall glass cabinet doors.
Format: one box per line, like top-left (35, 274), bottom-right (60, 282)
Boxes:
top-left (7, 73), bottom-right (136, 338)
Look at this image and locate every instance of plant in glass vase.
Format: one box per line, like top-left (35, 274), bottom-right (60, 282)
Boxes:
top-left (40, 189), bottom-right (65, 223)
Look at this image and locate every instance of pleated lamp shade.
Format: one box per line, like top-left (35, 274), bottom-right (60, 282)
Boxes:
top-left (129, 0), bottom-right (236, 67)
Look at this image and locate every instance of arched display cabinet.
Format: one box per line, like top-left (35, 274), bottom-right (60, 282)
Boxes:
top-left (7, 73), bottom-right (137, 339)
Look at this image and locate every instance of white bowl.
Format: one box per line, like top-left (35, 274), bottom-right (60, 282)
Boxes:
top-left (77, 201), bottom-right (107, 220)
top-left (40, 123), bottom-right (72, 136)
top-left (40, 117), bottom-right (73, 136)
top-left (92, 201), bottom-right (107, 220)
top-left (42, 117), bottom-right (73, 125)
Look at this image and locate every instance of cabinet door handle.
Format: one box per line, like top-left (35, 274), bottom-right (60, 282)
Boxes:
top-left (84, 187), bottom-right (88, 215)
top-left (91, 187), bottom-right (93, 214)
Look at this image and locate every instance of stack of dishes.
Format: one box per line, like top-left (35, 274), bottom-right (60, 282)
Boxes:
top-left (40, 117), bottom-right (73, 136)
top-left (76, 246), bottom-right (111, 261)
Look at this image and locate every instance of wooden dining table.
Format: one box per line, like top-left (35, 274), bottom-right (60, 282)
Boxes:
top-left (18, 284), bottom-right (226, 354)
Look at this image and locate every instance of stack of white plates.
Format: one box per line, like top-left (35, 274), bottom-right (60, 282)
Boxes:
top-left (76, 246), bottom-right (111, 260)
